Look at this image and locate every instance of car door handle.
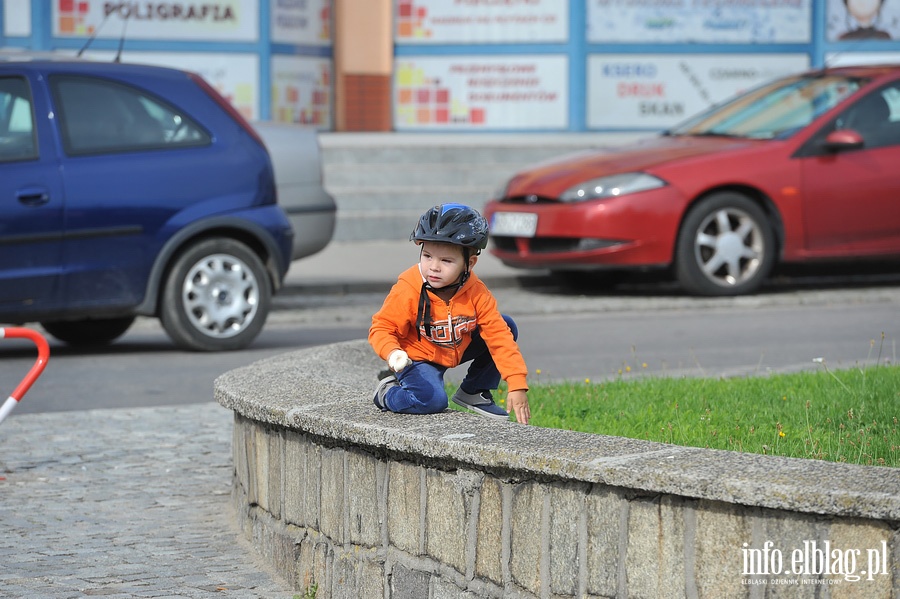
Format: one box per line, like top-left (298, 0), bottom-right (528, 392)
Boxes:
top-left (17, 187), bottom-right (50, 206)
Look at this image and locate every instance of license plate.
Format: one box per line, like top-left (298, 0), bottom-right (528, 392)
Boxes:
top-left (490, 212), bottom-right (538, 237)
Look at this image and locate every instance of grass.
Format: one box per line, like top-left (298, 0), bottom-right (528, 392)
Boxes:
top-left (293, 582), bottom-right (317, 599)
top-left (448, 340), bottom-right (899, 467)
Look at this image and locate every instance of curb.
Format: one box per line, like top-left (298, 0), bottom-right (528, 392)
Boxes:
top-left (277, 273), bottom-right (529, 298)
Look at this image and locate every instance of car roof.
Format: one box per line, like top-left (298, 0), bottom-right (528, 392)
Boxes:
top-left (814, 63), bottom-right (900, 79)
top-left (0, 50), bottom-right (190, 78)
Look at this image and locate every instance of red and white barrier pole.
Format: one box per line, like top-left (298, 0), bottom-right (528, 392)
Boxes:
top-left (0, 327), bottom-right (50, 425)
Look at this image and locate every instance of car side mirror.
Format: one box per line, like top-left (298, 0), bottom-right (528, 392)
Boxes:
top-left (823, 129), bottom-right (864, 152)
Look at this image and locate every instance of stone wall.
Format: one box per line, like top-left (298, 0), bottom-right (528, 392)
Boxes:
top-left (215, 340), bottom-right (900, 598)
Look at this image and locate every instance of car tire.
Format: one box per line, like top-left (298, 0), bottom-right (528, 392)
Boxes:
top-left (675, 193), bottom-right (775, 296)
top-left (41, 316), bottom-right (136, 346)
top-left (159, 238), bottom-right (271, 351)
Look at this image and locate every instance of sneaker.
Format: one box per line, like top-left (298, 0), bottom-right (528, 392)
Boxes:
top-left (373, 374), bottom-right (398, 411)
top-left (451, 388), bottom-right (509, 421)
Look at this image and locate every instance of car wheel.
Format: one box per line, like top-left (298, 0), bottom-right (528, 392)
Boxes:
top-left (159, 238), bottom-right (271, 351)
top-left (41, 316), bottom-right (136, 346)
top-left (675, 193), bottom-right (775, 296)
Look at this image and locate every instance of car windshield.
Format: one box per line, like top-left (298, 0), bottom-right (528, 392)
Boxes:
top-left (667, 74), bottom-right (866, 140)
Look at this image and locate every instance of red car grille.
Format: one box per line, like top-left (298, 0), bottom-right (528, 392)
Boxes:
top-left (493, 236), bottom-right (622, 254)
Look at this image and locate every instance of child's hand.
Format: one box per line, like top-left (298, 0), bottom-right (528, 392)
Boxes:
top-left (388, 349), bottom-right (412, 372)
top-left (506, 390), bottom-right (530, 425)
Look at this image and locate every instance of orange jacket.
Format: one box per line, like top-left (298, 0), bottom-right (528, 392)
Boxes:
top-left (369, 265), bottom-right (528, 392)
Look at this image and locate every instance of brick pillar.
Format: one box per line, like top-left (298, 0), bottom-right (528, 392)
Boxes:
top-left (342, 73), bottom-right (392, 131)
top-left (334, 0), bottom-right (392, 132)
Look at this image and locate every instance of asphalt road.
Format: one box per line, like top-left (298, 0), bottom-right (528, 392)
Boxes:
top-left (2, 275), bottom-right (897, 415)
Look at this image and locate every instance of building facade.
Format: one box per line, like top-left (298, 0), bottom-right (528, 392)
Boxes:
top-left (2, 1), bottom-right (900, 133)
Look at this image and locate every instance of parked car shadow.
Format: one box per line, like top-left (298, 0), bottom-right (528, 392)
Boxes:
top-left (514, 260), bottom-right (900, 297)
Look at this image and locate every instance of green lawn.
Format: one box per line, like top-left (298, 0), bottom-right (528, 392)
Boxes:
top-left (449, 360), bottom-right (899, 467)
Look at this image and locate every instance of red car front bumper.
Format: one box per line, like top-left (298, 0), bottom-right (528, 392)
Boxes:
top-left (484, 186), bottom-right (686, 269)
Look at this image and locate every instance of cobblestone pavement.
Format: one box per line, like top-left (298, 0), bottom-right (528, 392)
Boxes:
top-left (0, 403), bottom-right (296, 599)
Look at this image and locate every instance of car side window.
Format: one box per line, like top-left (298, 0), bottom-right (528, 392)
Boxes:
top-left (0, 76), bottom-right (38, 162)
top-left (50, 75), bottom-right (210, 156)
top-left (835, 83), bottom-right (900, 150)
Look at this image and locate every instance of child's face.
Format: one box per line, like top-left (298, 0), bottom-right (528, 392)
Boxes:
top-left (419, 241), bottom-right (477, 289)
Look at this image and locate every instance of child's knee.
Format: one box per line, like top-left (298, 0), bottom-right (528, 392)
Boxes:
top-left (420, 392), bottom-right (449, 414)
top-left (502, 314), bottom-right (518, 340)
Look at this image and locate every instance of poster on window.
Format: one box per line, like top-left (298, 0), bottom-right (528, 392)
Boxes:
top-left (587, 54), bottom-right (809, 130)
top-left (271, 55), bottom-right (332, 128)
top-left (395, 0), bottom-right (568, 43)
top-left (394, 56), bottom-right (567, 130)
top-left (53, 0), bottom-right (259, 42)
top-left (92, 51), bottom-right (260, 120)
top-left (271, 0), bottom-right (332, 45)
top-left (826, 0), bottom-right (900, 41)
top-left (3, 1), bottom-right (32, 37)
top-left (586, 0), bottom-right (811, 44)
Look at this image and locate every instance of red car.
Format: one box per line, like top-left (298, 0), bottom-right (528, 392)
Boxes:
top-left (484, 64), bottom-right (900, 296)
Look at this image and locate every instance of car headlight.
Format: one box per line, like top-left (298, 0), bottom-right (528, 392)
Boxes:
top-left (559, 172), bottom-right (667, 202)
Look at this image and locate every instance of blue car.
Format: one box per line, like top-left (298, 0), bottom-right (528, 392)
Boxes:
top-left (0, 57), bottom-right (294, 351)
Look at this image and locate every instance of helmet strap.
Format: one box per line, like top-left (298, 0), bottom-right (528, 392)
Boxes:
top-left (415, 246), bottom-right (470, 341)
top-left (416, 282), bottom-right (432, 341)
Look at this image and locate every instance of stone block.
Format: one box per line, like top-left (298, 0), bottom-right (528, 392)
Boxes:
top-left (283, 430), bottom-right (308, 527)
top-left (347, 449), bottom-right (380, 548)
top-left (267, 429), bottom-right (283, 519)
top-left (232, 418), bottom-right (249, 494)
top-left (829, 519), bottom-right (893, 598)
top-left (692, 499), bottom-right (753, 598)
top-left (253, 425), bottom-right (271, 512)
top-left (749, 507), bottom-right (822, 597)
top-left (296, 535), bottom-right (330, 596)
top-left (332, 550), bottom-right (377, 599)
top-left (661, 496), bottom-right (686, 597)
top-left (354, 557), bottom-right (386, 599)
top-left (625, 495), bottom-right (685, 599)
top-left (510, 481), bottom-right (543, 595)
top-left (390, 563), bottom-right (431, 599)
top-left (332, 552), bottom-right (356, 599)
top-left (271, 527), bottom-right (300, 585)
top-left (387, 461), bottom-right (422, 555)
top-left (319, 446), bottom-right (345, 543)
top-left (304, 443), bottom-right (322, 531)
top-left (475, 475), bottom-right (504, 585)
top-left (585, 486), bottom-right (623, 597)
top-left (425, 468), bottom-right (471, 574)
top-left (247, 421), bottom-right (264, 508)
top-left (548, 482), bottom-right (586, 596)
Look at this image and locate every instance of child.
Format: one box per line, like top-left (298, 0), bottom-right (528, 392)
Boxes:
top-left (369, 203), bottom-right (531, 425)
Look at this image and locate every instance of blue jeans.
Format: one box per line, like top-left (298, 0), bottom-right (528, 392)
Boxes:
top-left (384, 315), bottom-right (518, 415)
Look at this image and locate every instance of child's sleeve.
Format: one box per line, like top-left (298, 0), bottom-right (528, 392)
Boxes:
top-left (473, 288), bottom-right (529, 392)
top-left (369, 280), bottom-right (415, 361)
